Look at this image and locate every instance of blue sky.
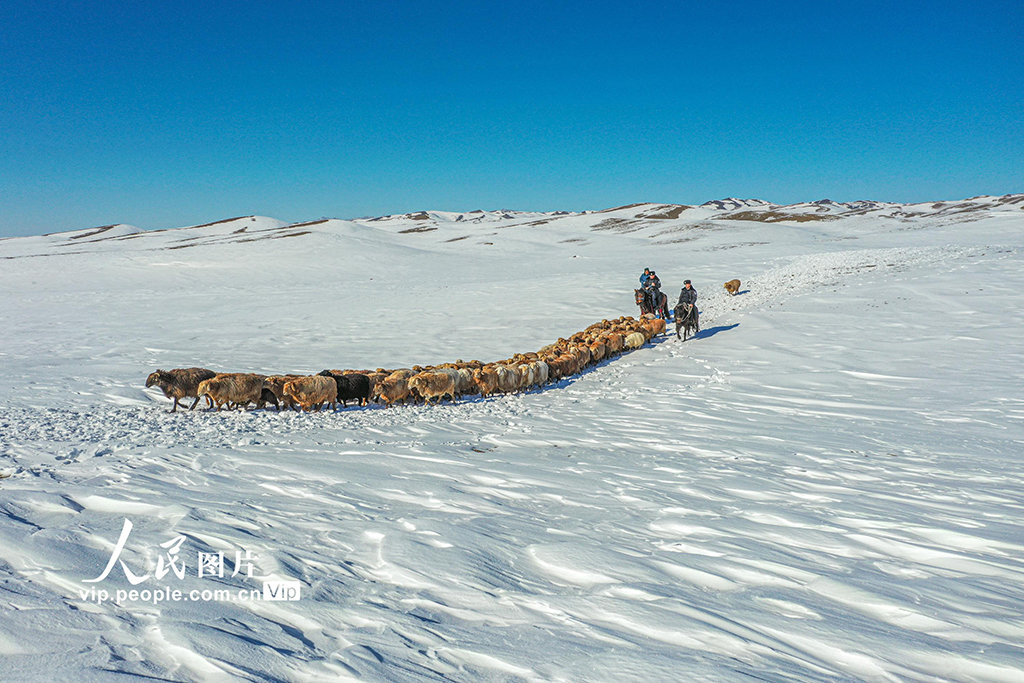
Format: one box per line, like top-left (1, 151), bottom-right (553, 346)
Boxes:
top-left (1, 0), bottom-right (1022, 236)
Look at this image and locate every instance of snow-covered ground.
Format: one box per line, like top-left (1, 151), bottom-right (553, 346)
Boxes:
top-left (1, 197), bottom-right (1023, 682)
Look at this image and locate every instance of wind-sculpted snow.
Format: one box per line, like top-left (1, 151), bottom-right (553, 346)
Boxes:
top-left (0, 202), bottom-right (1023, 682)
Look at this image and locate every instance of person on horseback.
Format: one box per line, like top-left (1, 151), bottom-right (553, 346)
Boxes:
top-left (644, 270), bottom-right (667, 319)
top-left (639, 267), bottom-right (652, 287)
top-left (676, 279), bottom-right (698, 329)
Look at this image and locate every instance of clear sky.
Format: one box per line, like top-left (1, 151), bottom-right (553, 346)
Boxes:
top-left (1, 0), bottom-right (1022, 236)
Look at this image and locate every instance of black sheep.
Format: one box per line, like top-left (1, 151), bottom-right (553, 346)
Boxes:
top-left (318, 370), bottom-right (371, 407)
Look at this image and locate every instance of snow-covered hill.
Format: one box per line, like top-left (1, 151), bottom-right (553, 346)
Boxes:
top-left (0, 196), bottom-right (1022, 682)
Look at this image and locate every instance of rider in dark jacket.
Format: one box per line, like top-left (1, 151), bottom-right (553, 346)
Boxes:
top-left (676, 280), bottom-right (697, 309)
top-left (676, 280), bottom-right (698, 329)
top-left (644, 271), bottom-right (663, 315)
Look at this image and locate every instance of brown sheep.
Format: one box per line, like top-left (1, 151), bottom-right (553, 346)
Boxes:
top-left (365, 371), bottom-right (390, 398)
top-left (573, 343), bottom-right (593, 367)
top-left (408, 371), bottom-right (456, 405)
top-left (540, 355), bottom-right (563, 381)
top-left (431, 367), bottom-right (470, 395)
top-left (263, 375), bottom-right (304, 411)
top-left (145, 367), bottom-right (217, 412)
top-left (389, 368), bottom-right (416, 380)
top-left (283, 375), bottom-right (338, 412)
top-left (724, 279), bottom-right (741, 296)
top-left (641, 318), bottom-right (666, 338)
top-left (603, 332), bottom-right (625, 354)
top-left (374, 375), bottom-right (412, 407)
top-left (473, 366), bottom-right (499, 397)
top-left (197, 373), bottom-right (266, 411)
top-left (545, 355), bottom-right (574, 380)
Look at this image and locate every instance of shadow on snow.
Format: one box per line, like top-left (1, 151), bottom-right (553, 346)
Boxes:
top-left (692, 323), bottom-right (739, 340)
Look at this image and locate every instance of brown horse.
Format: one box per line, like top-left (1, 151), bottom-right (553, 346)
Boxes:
top-left (635, 288), bottom-right (669, 319)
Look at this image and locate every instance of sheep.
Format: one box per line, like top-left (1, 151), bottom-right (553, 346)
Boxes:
top-left (493, 365), bottom-right (520, 394)
top-left (573, 343), bottom-right (593, 368)
top-left (373, 375), bottom-right (412, 407)
top-left (529, 360), bottom-right (549, 387)
top-left (603, 332), bottom-right (625, 354)
top-left (263, 375), bottom-right (304, 411)
top-left (540, 355), bottom-right (565, 381)
top-left (430, 367), bottom-right (464, 396)
top-left (517, 363), bottom-right (536, 390)
top-left (145, 367), bottom-right (217, 412)
top-left (472, 366), bottom-right (499, 397)
top-left (408, 371), bottom-right (456, 405)
top-left (196, 373), bottom-right (266, 411)
top-left (283, 375), bottom-right (338, 412)
top-left (256, 387), bottom-right (279, 410)
top-left (455, 367), bottom-right (477, 395)
top-left (724, 279), bottom-right (741, 296)
top-left (641, 318), bottom-right (666, 338)
top-left (318, 370), bottom-right (371, 407)
top-left (623, 331), bottom-right (646, 349)
top-left (365, 371), bottom-right (390, 398)
top-left (388, 368), bottom-right (415, 380)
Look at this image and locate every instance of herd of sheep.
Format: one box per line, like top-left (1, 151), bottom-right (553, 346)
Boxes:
top-left (145, 315), bottom-right (667, 413)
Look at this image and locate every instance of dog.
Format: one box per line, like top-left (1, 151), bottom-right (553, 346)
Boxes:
top-left (723, 279), bottom-right (741, 296)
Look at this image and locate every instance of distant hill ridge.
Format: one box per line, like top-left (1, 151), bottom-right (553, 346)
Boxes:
top-left (2, 195), bottom-right (1021, 259)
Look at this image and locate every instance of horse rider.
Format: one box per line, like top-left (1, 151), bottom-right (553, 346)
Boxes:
top-left (639, 267), bottom-right (652, 287)
top-left (676, 279), bottom-right (698, 325)
top-left (643, 270), bottom-right (663, 314)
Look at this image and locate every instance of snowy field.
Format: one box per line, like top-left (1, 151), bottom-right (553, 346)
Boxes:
top-left (1, 197), bottom-right (1023, 682)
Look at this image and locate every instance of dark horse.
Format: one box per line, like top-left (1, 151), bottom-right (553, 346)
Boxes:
top-left (635, 288), bottom-right (670, 319)
top-left (674, 303), bottom-right (699, 341)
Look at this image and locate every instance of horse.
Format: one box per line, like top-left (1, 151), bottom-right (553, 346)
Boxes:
top-left (674, 303), bottom-right (699, 341)
top-left (635, 288), bottom-right (669, 319)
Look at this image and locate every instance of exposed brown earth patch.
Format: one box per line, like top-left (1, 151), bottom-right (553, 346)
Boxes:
top-left (237, 231), bottom-right (312, 243)
top-left (701, 241), bottom-right (770, 251)
top-left (185, 216), bottom-right (255, 230)
top-left (592, 218), bottom-right (649, 234)
top-left (286, 219), bottom-right (329, 228)
top-left (42, 225), bottom-right (111, 238)
top-left (655, 236), bottom-right (699, 245)
top-left (720, 211), bottom-right (839, 223)
top-left (596, 203), bottom-right (647, 213)
top-left (649, 222), bottom-right (723, 238)
top-left (398, 226), bottom-right (438, 234)
top-left (638, 205), bottom-right (689, 220)
top-left (67, 225), bottom-right (118, 240)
